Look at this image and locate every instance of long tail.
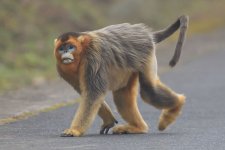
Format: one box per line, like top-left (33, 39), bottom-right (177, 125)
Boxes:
top-left (153, 15), bottom-right (189, 67)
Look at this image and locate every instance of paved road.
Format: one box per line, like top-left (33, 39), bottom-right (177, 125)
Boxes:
top-left (1, 29), bottom-right (225, 150)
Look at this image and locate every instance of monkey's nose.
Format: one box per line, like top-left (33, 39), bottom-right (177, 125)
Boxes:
top-left (61, 53), bottom-right (74, 64)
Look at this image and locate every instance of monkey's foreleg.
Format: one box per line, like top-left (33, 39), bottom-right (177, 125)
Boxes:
top-left (61, 95), bottom-right (104, 137)
top-left (98, 101), bottom-right (118, 134)
top-left (70, 85), bottom-right (117, 134)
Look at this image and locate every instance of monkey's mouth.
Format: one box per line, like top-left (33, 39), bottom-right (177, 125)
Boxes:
top-left (61, 53), bottom-right (74, 64)
top-left (62, 58), bottom-right (74, 64)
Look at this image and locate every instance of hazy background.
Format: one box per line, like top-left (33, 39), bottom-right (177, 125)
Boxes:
top-left (0, 0), bottom-right (225, 92)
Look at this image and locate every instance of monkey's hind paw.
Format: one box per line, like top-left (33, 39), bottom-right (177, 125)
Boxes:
top-left (60, 128), bottom-right (83, 137)
top-left (158, 95), bottom-right (186, 131)
top-left (100, 119), bottom-right (118, 134)
top-left (112, 124), bottom-right (148, 134)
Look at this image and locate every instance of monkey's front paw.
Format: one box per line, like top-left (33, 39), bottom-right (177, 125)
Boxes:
top-left (100, 119), bottom-right (118, 134)
top-left (61, 128), bottom-right (82, 137)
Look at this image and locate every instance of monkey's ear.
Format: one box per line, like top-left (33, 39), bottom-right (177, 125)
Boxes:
top-left (78, 35), bottom-right (91, 48)
top-left (54, 38), bottom-right (58, 46)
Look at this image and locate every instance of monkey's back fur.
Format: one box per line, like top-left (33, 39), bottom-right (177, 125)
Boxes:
top-left (88, 23), bottom-right (155, 71)
top-left (82, 23), bottom-right (157, 98)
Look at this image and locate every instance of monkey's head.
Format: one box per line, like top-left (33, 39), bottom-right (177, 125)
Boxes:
top-left (54, 32), bottom-right (90, 72)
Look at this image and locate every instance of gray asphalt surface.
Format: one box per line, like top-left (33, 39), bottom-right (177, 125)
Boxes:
top-left (1, 29), bottom-right (225, 150)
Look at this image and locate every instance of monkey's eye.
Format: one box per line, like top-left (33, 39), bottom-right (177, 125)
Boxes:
top-left (67, 44), bottom-right (75, 52)
top-left (58, 46), bottom-right (64, 53)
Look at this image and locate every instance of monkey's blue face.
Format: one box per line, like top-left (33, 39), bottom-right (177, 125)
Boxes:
top-left (58, 44), bottom-right (76, 64)
top-left (58, 44), bottom-right (76, 54)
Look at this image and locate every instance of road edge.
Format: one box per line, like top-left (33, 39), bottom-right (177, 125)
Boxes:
top-left (0, 98), bottom-right (80, 126)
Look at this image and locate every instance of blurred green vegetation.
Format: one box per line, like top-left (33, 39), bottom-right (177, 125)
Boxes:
top-left (0, 0), bottom-right (225, 92)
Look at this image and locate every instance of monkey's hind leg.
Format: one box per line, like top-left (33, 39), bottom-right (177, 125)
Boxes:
top-left (139, 72), bottom-right (185, 131)
top-left (158, 93), bottom-right (185, 131)
top-left (112, 73), bottom-right (148, 134)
